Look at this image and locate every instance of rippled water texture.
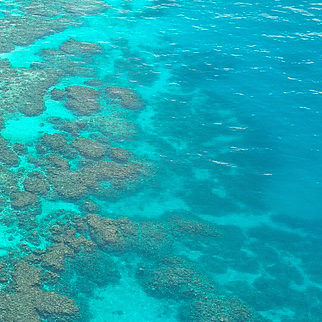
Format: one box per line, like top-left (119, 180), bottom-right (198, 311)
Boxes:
top-left (0, 0), bottom-right (321, 321)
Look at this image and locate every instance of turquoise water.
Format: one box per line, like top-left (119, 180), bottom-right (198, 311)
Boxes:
top-left (0, 0), bottom-right (321, 321)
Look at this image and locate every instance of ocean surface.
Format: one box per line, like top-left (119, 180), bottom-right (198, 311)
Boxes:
top-left (0, 0), bottom-right (321, 321)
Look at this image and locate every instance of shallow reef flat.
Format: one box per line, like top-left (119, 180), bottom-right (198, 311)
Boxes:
top-left (0, 0), bottom-right (322, 322)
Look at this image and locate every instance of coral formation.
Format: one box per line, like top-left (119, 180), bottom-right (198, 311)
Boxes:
top-left (0, 261), bottom-right (79, 322)
top-left (48, 169), bottom-right (90, 199)
top-left (0, 137), bottom-right (20, 166)
top-left (0, 61), bottom-right (63, 116)
top-left (41, 243), bottom-right (74, 271)
top-left (87, 114), bottom-right (138, 141)
top-left (136, 221), bottom-right (174, 255)
top-left (164, 210), bottom-right (221, 238)
top-left (11, 192), bottom-right (39, 210)
top-left (71, 251), bottom-right (120, 287)
top-left (60, 39), bottom-right (104, 56)
top-left (47, 153), bottom-right (70, 170)
top-left (23, 171), bottom-right (50, 195)
top-left (0, 15), bottom-right (79, 53)
top-left (87, 214), bottom-right (138, 252)
top-left (106, 146), bottom-right (132, 163)
top-left (65, 85), bottom-right (102, 115)
top-left (106, 86), bottom-right (146, 110)
top-left (71, 137), bottom-right (106, 159)
top-left (137, 256), bottom-right (217, 300)
top-left (41, 133), bottom-right (69, 152)
top-left (179, 296), bottom-right (261, 322)
top-left (51, 88), bottom-right (67, 101)
top-left (0, 2), bottom-right (296, 322)
top-left (81, 199), bottom-right (101, 214)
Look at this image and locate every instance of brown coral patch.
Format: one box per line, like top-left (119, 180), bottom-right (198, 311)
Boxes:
top-left (50, 88), bottom-right (67, 100)
top-left (41, 243), bottom-right (74, 271)
top-left (0, 261), bottom-right (79, 322)
top-left (60, 39), bottom-right (104, 55)
top-left (71, 137), bottom-right (106, 159)
top-left (65, 85), bottom-right (102, 115)
top-left (0, 136), bottom-right (20, 167)
top-left (48, 169), bottom-right (90, 199)
top-left (88, 114), bottom-right (139, 141)
top-left (164, 211), bottom-right (222, 238)
top-left (47, 153), bottom-right (70, 170)
top-left (137, 256), bottom-right (217, 300)
top-left (179, 296), bottom-right (261, 322)
top-left (11, 192), bottom-right (39, 210)
top-left (0, 62), bottom-right (63, 116)
top-left (23, 171), bottom-right (50, 195)
top-left (87, 214), bottom-right (138, 252)
top-left (106, 146), bottom-right (132, 163)
top-left (41, 133), bottom-right (69, 152)
top-left (106, 86), bottom-right (145, 110)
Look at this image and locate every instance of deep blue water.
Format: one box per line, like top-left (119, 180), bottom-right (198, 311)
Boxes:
top-left (0, 0), bottom-right (322, 321)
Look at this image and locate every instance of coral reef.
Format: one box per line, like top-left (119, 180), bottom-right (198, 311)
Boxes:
top-left (81, 199), bottom-right (101, 214)
top-left (48, 169), bottom-right (91, 199)
top-left (0, 61), bottom-right (63, 116)
top-left (179, 296), bottom-right (261, 322)
top-left (71, 251), bottom-right (121, 287)
top-left (136, 221), bottom-right (174, 255)
top-left (0, 2), bottom-right (284, 322)
top-left (23, 171), bottom-right (50, 195)
top-left (10, 192), bottom-right (39, 210)
top-left (106, 86), bottom-right (146, 110)
top-left (86, 214), bottom-right (138, 252)
top-left (0, 15), bottom-right (79, 54)
top-left (0, 261), bottom-right (79, 322)
top-left (0, 136), bottom-right (20, 166)
top-left (137, 256), bottom-right (217, 300)
top-left (71, 137), bottom-right (106, 159)
top-left (0, 166), bottom-right (19, 195)
top-left (164, 210), bottom-right (221, 238)
top-left (51, 88), bottom-right (67, 101)
top-left (41, 133), bottom-right (69, 152)
top-left (87, 114), bottom-right (139, 141)
top-left (106, 146), bottom-right (132, 163)
top-left (41, 243), bottom-right (75, 271)
top-left (47, 153), bottom-right (70, 170)
top-left (60, 39), bottom-right (104, 56)
top-left (65, 85), bottom-right (102, 115)
top-left (57, 0), bottom-right (110, 15)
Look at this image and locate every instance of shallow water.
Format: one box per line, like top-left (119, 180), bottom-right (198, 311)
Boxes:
top-left (0, 0), bottom-right (321, 321)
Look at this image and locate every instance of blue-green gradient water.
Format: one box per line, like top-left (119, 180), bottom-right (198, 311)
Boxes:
top-left (0, 0), bottom-right (321, 321)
